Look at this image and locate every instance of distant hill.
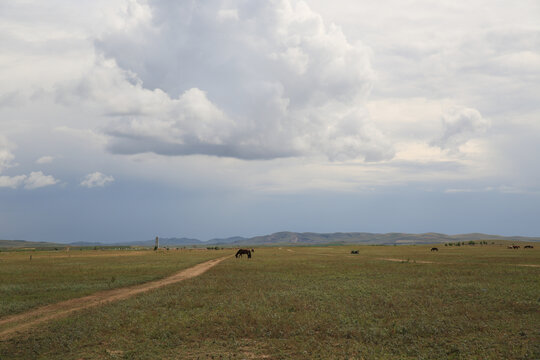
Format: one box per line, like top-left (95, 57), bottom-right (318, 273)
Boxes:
top-left (123, 236), bottom-right (248, 247)
top-left (69, 241), bottom-right (109, 246)
top-left (130, 237), bottom-right (205, 247)
top-left (208, 236), bottom-right (248, 244)
top-left (0, 239), bottom-right (64, 248)
top-left (226, 231), bottom-right (540, 246)
top-left (146, 236), bottom-right (247, 247)
top-left (2, 232), bottom-right (539, 249)
top-left (123, 232), bottom-right (540, 246)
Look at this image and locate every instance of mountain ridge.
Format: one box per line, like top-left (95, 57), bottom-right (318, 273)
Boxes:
top-left (1, 232), bottom-right (539, 248)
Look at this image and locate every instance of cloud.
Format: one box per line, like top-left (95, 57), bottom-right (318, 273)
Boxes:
top-left (23, 171), bottom-right (59, 190)
top-left (36, 156), bottom-right (54, 164)
top-left (0, 175), bottom-right (27, 189)
top-left (80, 171), bottom-right (115, 188)
top-left (0, 136), bottom-right (16, 172)
top-left (217, 9), bottom-right (239, 21)
top-left (432, 106), bottom-right (491, 150)
top-left (0, 149), bottom-right (15, 173)
top-left (0, 140), bottom-right (24, 188)
top-left (0, 138), bottom-right (59, 190)
top-left (59, 0), bottom-right (393, 162)
top-left (445, 185), bottom-right (534, 195)
top-left (0, 170), bottom-right (58, 190)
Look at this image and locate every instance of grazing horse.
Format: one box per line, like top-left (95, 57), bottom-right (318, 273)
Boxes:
top-left (351, 250), bottom-right (359, 254)
top-left (512, 245), bottom-right (520, 249)
top-left (431, 247), bottom-right (438, 252)
top-left (507, 246), bottom-right (514, 249)
top-left (235, 249), bottom-right (251, 258)
top-left (251, 248), bottom-right (255, 253)
top-left (524, 245), bottom-right (534, 249)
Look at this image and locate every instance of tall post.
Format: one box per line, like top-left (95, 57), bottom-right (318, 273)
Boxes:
top-left (154, 236), bottom-right (159, 251)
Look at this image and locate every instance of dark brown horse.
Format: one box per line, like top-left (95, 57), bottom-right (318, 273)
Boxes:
top-left (235, 249), bottom-right (251, 258)
top-left (431, 247), bottom-right (438, 251)
top-left (524, 245), bottom-right (534, 249)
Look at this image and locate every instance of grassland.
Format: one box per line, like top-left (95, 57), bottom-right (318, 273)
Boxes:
top-left (1, 244), bottom-right (539, 359)
top-left (0, 248), bottom-right (225, 318)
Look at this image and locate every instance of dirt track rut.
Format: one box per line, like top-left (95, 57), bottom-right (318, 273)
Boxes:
top-left (0, 255), bottom-right (230, 341)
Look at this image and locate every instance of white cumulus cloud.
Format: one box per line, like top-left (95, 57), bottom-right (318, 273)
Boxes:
top-left (59, 0), bottom-right (393, 162)
top-left (0, 149), bottom-right (16, 173)
top-left (0, 139), bottom-right (59, 190)
top-left (0, 137), bottom-right (16, 173)
top-left (81, 172), bottom-right (115, 188)
top-left (23, 171), bottom-right (59, 190)
top-left (0, 175), bottom-right (27, 189)
top-left (0, 140), bottom-right (25, 188)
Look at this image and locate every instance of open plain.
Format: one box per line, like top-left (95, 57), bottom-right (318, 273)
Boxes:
top-left (1, 244), bottom-right (538, 359)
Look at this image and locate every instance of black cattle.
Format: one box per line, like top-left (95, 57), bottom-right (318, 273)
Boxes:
top-left (430, 247), bottom-right (438, 252)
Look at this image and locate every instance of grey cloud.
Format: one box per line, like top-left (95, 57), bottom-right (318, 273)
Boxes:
top-left (458, 29), bottom-right (540, 78)
top-left (432, 107), bottom-right (490, 150)
top-left (375, 159), bottom-right (468, 174)
top-left (107, 137), bottom-right (297, 160)
top-left (0, 91), bottom-right (26, 108)
top-left (348, 4), bottom-right (540, 118)
top-left (36, 156), bottom-right (54, 164)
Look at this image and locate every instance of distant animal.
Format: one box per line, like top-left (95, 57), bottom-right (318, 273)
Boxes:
top-left (235, 249), bottom-right (251, 259)
top-left (512, 245), bottom-right (520, 249)
top-left (507, 246), bottom-right (514, 249)
top-left (251, 248), bottom-right (255, 253)
top-left (351, 250), bottom-right (359, 254)
top-left (524, 245), bottom-right (534, 249)
top-left (430, 247), bottom-right (438, 252)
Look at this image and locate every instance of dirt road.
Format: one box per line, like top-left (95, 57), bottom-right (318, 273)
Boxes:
top-left (0, 255), bottom-right (230, 341)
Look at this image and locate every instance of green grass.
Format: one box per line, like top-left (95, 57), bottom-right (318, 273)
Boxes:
top-left (1, 244), bottom-right (539, 359)
top-left (0, 248), bottom-right (225, 317)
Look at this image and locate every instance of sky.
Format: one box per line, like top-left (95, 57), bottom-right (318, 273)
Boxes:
top-left (1, 0), bottom-right (539, 243)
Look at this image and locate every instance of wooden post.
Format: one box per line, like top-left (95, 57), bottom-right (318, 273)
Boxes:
top-left (154, 236), bottom-right (159, 251)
